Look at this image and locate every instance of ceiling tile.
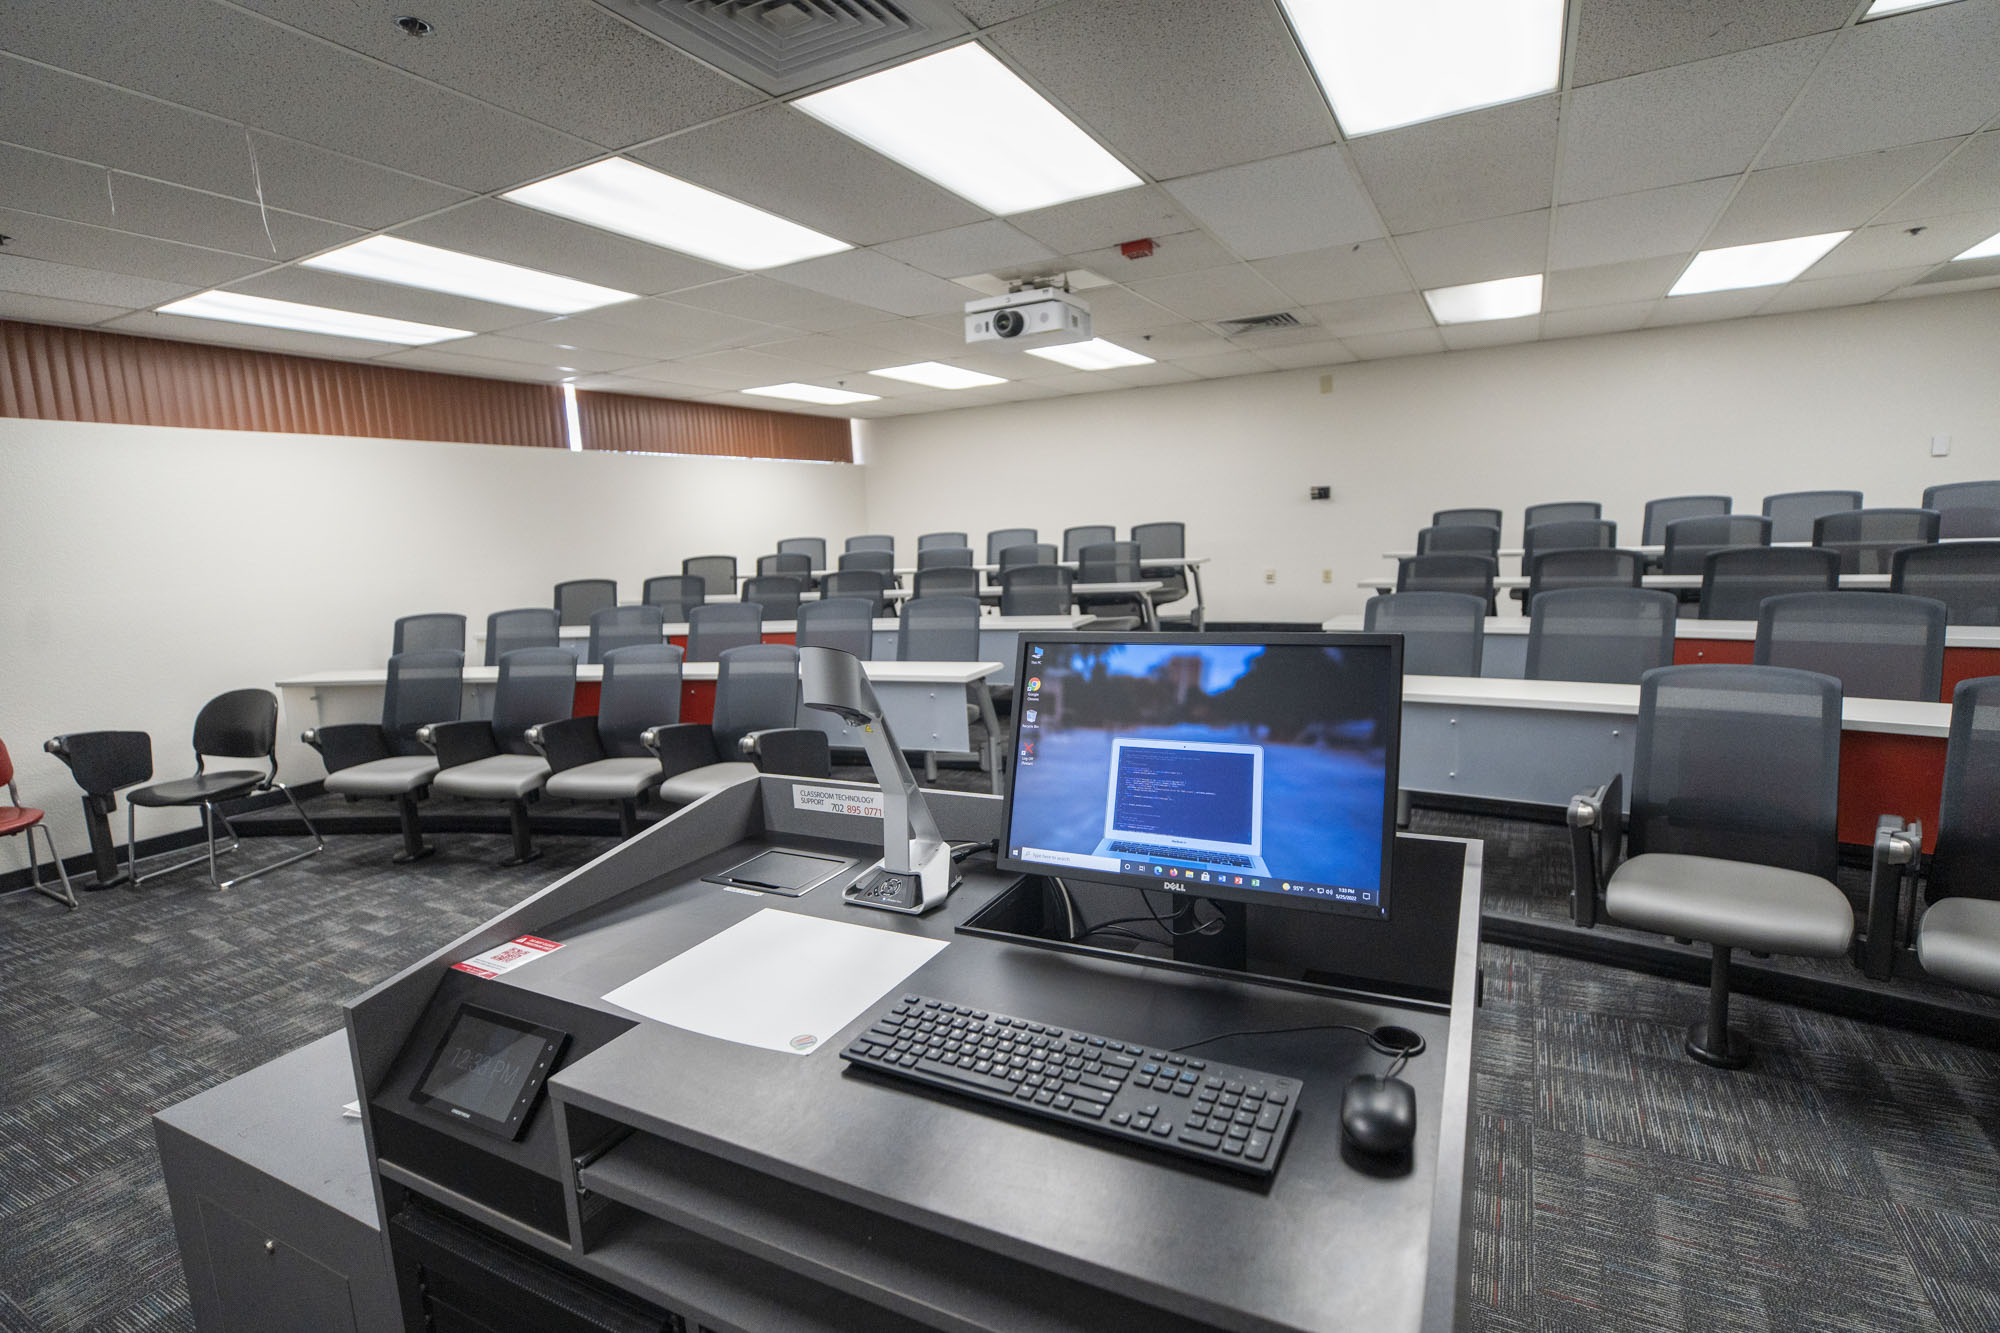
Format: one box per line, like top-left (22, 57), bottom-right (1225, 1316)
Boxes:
top-left (752, 334), bottom-right (917, 372)
top-left (1163, 146), bottom-right (1382, 261)
top-left (764, 250), bottom-right (973, 318)
top-left (841, 319), bottom-right (981, 360)
top-left (876, 221), bottom-right (1058, 279)
top-left (990, 0), bottom-right (1334, 180)
top-left (1068, 230), bottom-right (1241, 281)
top-left (0, 207), bottom-right (264, 287)
top-left (1570, 0), bottom-right (1857, 85)
top-left (1559, 36), bottom-right (1833, 203)
top-left (1544, 256), bottom-right (1686, 311)
top-left (569, 373), bottom-right (711, 398)
top-left (1342, 328), bottom-right (1445, 360)
top-left (1551, 178), bottom-right (1736, 270)
top-left (375, 347), bottom-right (570, 382)
top-left (1758, 266), bottom-right (1932, 314)
top-left (952, 0), bottom-right (1064, 25)
top-left (1257, 340), bottom-right (1357, 370)
top-left (0, 290), bottom-right (130, 326)
top-left (1250, 240), bottom-right (1411, 306)
top-left (1541, 302), bottom-right (1657, 339)
top-left (1762, 1), bottom-right (2000, 169)
top-left (1649, 288), bottom-right (1773, 326)
top-left (1127, 323), bottom-right (1238, 358)
top-left (667, 277), bottom-right (885, 333)
top-left (1393, 210), bottom-right (1549, 290)
top-left (671, 346), bottom-right (867, 386)
top-left (222, 268), bottom-right (534, 334)
top-left (1440, 315), bottom-right (1541, 351)
top-left (496, 313), bottom-right (714, 360)
top-left (439, 334), bottom-right (645, 374)
top-left (1177, 350), bottom-right (1277, 379)
top-left (393, 199), bottom-right (733, 295)
top-left (1070, 285), bottom-right (1181, 334)
top-left (1, 143), bottom-right (122, 227)
top-left (243, 134), bottom-right (471, 230)
top-left (1098, 361), bottom-right (1204, 389)
top-left (1008, 187), bottom-right (1193, 255)
top-left (552, 297), bottom-right (786, 351)
top-left (0, 254), bottom-right (196, 308)
top-left (1709, 140), bottom-right (1962, 247)
top-left (1350, 97), bottom-right (1559, 234)
top-left (631, 104), bottom-right (985, 248)
top-left (1802, 208), bottom-right (2000, 278)
top-left (951, 346), bottom-right (1084, 380)
top-left (0, 55), bottom-right (257, 198)
top-left (1885, 271), bottom-right (2000, 299)
top-left (1878, 133), bottom-right (2000, 222)
top-left (1308, 292), bottom-right (1435, 338)
top-left (1128, 264), bottom-right (1291, 322)
top-left (99, 175), bottom-right (362, 260)
top-left (651, 352), bottom-right (823, 391)
top-left (104, 309), bottom-right (408, 359)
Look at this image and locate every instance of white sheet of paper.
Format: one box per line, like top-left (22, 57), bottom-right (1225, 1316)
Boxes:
top-left (602, 908), bottom-right (948, 1055)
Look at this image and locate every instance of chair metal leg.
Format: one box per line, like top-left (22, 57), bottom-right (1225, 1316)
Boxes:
top-left (618, 799), bottom-right (639, 839)
top-left (1685, 945), bottom-right (1753, 1069)
top-left (24, 824), bottom-right (77, 910)
top-left (392, 792), bottom-right (435, 863)
top-left (500, 800), bottom-right (539, 867)
top-left (213, 784), bottom-right (325, 890)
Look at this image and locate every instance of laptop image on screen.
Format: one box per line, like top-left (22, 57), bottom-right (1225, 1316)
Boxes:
top-left (1091, 739), bottom-right (1268, 876)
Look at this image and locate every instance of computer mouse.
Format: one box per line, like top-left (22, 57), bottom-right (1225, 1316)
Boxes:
top-left (1341, 1074), bottom-right (1417, 1156)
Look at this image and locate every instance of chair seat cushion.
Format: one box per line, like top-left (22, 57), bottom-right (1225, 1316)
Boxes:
top-left (433, 755), bottom-right (551, 801)
top-left (128, 770), bottom-right (264, 807)
top-left (659, 762), bottom-right (758, 805)
top-left (325, 755), bottom-right (439, 797)
top-left (0, 805), bottom-right (46, 835)
top-left (1917, 897), bottom-right (2000, 996)
top-left (1606, 852), bottom-right (1853, 957)
top-left (546, 757), bottom-right (663, 801)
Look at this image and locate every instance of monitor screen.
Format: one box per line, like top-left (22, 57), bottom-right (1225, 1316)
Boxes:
top-left (998, 633), bottom-right (1400, 918)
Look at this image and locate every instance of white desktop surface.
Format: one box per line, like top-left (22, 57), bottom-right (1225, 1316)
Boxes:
top-left (1323, 614), bottom-right (2000, 648)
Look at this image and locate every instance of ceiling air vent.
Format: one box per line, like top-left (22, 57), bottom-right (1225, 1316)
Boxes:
top-left (1218, 312), bottom-right (1306, 333)
top-left (595, 0), bottom-right (968, 96)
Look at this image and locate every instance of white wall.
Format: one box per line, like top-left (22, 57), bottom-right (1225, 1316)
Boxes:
top-left (0, 418), bottom-right (867, 873)
top-left (858, 289), bottom-right (2000, 623)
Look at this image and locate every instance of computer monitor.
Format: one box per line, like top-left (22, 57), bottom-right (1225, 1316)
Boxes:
top-left (998, 633), bottom-right (1401, 919)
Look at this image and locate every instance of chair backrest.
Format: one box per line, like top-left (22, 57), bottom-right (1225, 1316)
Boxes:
top-left (777, 537), bottom-right (826, 569)
top-left (987, 528), bottom-right (1038, 564)
top-left (1928, 675), bottom-right (2000, 901)
top-left (596, 644), bottom-right (682, 757)
top-left (1524, 587), bottom-right (1677, 684)
top-left (0, 736), bottom-right (13, 789)
top-left (1923, 481), bottom-right (2000, 513)
top-left (846, 534), bottom-right (895, 554)
top-left (485, 607), bottom-right (559, 666)
top-left (999, 565), bottom-right (1074, 615)
top-left (1762, 489), bottom-right (1863, 542)
top-left (1628, 664), bottom-right (1841, 879)
top-left (1396, 554), bottom-right (1496, 608)
top-left (999, 543), bottom-right (1057, 571)
top-left (1754, 591), bottom-right (1947, 701)
top-left (685, 602), bottom-right (764, 662)
top-left (683, 555), bottom-right (738, 595)
top-left (1938, 507), bottom-right (2000, 539)
top-left (819, 570), bottom-right (887, 617)
top-left (643, 575), bottom-right (706, 620)
top-left (393, 613), bottom-right (466, 655)
top-left (1892, 541), bottom-right (2000, 624)
top-left (919, 531), bottom-right (969, 550)
top-left (588, 604), bottom-right (664, 663)
top-left (191, 688), bottom-right (279, 760)
top-left (554, 579), bottom-right (617, 628)
top-left (711, 644), bottom-right (800, 755)
top-left (1814, 507), bottom-right (1941, 574)
top-left (1130, 521), bottom-right (1188, 598)
top-left (1363, 592), bottom-right (1484, 677)
top-left (1432, 507), bottom-right (1503, 530)
top-left (758, 552), bottom-right (813, 582)
top-left (1699, 546), bottom-right (1840, 620)
top-left (1661, 513), bottom-right (1771, 574)
top-left (1416, 524), bottom-right (1499, 557)
top-left (838, 549), bottom-right (896, 577)
top-left (1642, 495), bottom-right (1731, 545)
top-left (383, 650), bottom-right (464, 752)
top-left (1527, 547), bottom-right (1642, 598)
top-left (740, 576), bottom-right (803, 621)
top-left (917, 546), bottom-right (976, 570)
top-left (796, 597), bottom-right (877, 659)
top-left (43, 730), bottom-right (154, 795)
top-left (492, 648), bottom-right (577, 754)
top-left (1077, 541), bottom-right (1141, 583)
top-left (1063, 525), bottom-right (1117, 561)
top-left (1521, 520), bottom-right (1617, 570)
top-left (898, 595), bottom-right (982, 660)
top-left (915, 566), bottom-right (982, 599)
top-left (1524, 501), bottom-right (1601, 529)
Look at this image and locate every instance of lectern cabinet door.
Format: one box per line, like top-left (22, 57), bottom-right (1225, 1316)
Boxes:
top-left (199, 1197), bottom-right (359, 1333)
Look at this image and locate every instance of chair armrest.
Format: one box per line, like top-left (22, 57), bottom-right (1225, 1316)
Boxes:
top-left (739, 728), bottom-right (832, 779)
top-left (302, 723), bottom-right (391, 773)
top-left (526, 717), bottom-right (605, 774)
top-left (1859, 815), bottom-right (1922, 981)
top-left (423, 720), bottom-right (499, 770)
top-left (1565, 773), bottom-right (1623, 929)
top-left (643, 723), bottom-right (718, 778)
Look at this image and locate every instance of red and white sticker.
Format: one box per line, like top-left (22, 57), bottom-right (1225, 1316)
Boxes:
top-left (452, 934), bottom-right (564, 978)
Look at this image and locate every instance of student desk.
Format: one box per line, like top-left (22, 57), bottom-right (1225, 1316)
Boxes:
top-left (1357, 573), bottom-right (1893, 601)
top-left (881, 582), bottom-right (1168, 629)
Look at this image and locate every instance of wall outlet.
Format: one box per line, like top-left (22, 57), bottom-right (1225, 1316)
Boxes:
top-left (1263, 568), bottom-right (1277, 585)
top-left (1932, 433), bottom-right (1951, 457)
top-left (1321, 569), bottom-right (1332, 583)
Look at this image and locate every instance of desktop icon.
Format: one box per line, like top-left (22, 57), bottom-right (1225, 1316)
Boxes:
top-left (1030, 646), bottom-right (1044, 661)
top-left (1152, 865), bottom-right (1163, 875)
top-left (1024, 709), bottom-right (1038, 723)
top-left (1199, 872), bottom-right (1211, 882)
top-left (1234, 876), bottom-right (1244, 885)
top-left (1026, 676), bottom-right (1042, 694)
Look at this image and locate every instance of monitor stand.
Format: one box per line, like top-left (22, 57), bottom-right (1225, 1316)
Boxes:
top-left (1168, 899), bottom-right (1247, 972)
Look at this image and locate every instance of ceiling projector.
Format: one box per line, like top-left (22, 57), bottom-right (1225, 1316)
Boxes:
top-left (964, 289), bottom-right (1091, 348)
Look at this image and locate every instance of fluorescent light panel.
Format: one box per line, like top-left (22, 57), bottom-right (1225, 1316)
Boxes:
top-left (504, 160), bottom-right (850, 271)
top-left (742, 382), bottom-right (881, 405)
top-left (1953, 229), bottom-right (2000, 261)
top-left (1024, 338), bottom-right (1155, 371)
top-left (1668, 232), bottom-right (1850, 296)
top-left (303, 236), bottom-right (636, 314)
top-left (156, 291), bottom-right (472, 345)
top-left (1422, 273), bottom-right (1543, 324)
top-left (1279, 0), bottom-right (1566, 138)
top-left (1863, 0), bottom-right (1962, 17)
top-left (794, 44), bottom-right (1140, 215)
top-left (869, 362), bottom-right (1006, 390)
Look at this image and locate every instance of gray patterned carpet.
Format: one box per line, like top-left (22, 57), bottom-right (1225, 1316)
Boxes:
top-left (1, 803), bottom-right (1996, 1332)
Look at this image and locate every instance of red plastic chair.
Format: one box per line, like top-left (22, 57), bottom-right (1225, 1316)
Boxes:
top-left (1, 737), bottom-right (76, 909)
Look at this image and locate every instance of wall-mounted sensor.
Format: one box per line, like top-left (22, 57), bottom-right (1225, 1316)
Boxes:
top-left (1310, 486), bottom-right (1331, 501)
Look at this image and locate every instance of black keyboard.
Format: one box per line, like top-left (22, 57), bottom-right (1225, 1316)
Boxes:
top-left (1106, 842), bottom-right (1252, 867)
top-left (840, 995), bottom-right (1299, 1177)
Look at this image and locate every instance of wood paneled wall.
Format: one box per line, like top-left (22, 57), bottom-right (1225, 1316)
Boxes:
top-left (574, 389), bottom-right (852, 462)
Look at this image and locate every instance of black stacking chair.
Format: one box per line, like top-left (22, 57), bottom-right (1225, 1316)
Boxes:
top-left (683, 554), bottom-right (737, 597)
top-left (587, 605), bottom-right (664, 663)
top-left (1364, 592), bottom-right (1485, 676)
top-left (554, 579), bottom-right (617, 629)
top-left (1699, 547), bottom-right (1840, 620)
top-left (916, 567), bottom-right (982, 599)
top-left (742, 575), bottom-right (804, 621)
top-left (819, 570), bottom-right (888, 618)
top-left (1396, 554), bottom-right (1497, 615)
top-left (1433, 507), bottom-right (1503, 529)
top-left (1524, 501), bottom-right (1602, 528)
top-left (1938, 508), bottom-right (2000, 538)
top-left (917, 546), bottom-right (976, 570)
top-left (846, 534), bottom-right (895, 554)
top-left (898, 595), bottom-right (982, 660)
top-left (1661, 515), bottom-right (1770, 573)
top-left (1131, 521), bottom-right (1193, 625)
top-left (1063, 525), bottom-right (1116, 561)
top-left (42, 730), bottom-right (152, 888)
top-left (1000, 565), bottom-right (1075, 616)
top-left (1923, 481), bottom-right (2000, 515)
top-left (531, 644), bottom-right (681, 838)
top-left (1892, 542), bottom-right (2000, 624)
top-left (121, 689), bottom-right (322, 890)
top-left (1525, 588), bottom-right (1677, 684)
top-left (1755, 591), bottom-right (1946, 701)
top-left (393, 613), bottom-right (466, 655)
top-left (1076, 541), bottom-right (1148, 623)
top-left (652, 644), bottom-right (828, 807)
top-left (919, 531), bottom-right (969, 551)
top-left (1763, 490), bottom-right (1862, 543)
top-left (758, 552), bottom-right (814, 584)
top-left (485, 607), bottom-right (560, 666)
top-left (1567, 665), bottom-right (1867, 1068)
top-left (777, 537), bottom-right (827, 573)
top-left (685, 602), bottom-right (764, 662)
top-left (1814, 508), bottom-right (1940, 575)
top-left (797, 597), bottom-right (877, 660)
top-left (1, 737), bottom-right (74, 907)
top-left (1526, 548), bottom-right (1643, 603)
top-left (424, 647), bottom-right (576, 866)
top-left (1417, 525), bottom-right (1500, 557)
top-left (305, 650), bottom-right (462, 863)
top-left (1905, 677), bottom-right (2000, 994)
top-left (1642, 496), bottom-right (1732, 545)
top-left (642, 574), bottom-right (706, 622)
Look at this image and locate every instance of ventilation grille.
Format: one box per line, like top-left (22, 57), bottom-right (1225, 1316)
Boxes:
top-left (597, 0), bottom-right (965, 95)
top-left (1218, 311), bottom-right (1307, 332)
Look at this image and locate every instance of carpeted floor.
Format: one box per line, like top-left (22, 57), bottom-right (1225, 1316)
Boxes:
top-left (1, 805), bottom-right (1996, 1332)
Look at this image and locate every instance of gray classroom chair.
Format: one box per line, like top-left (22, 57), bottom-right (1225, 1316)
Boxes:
top-left (652, 644), bottom-right (827, 806)
top-left (1433, 507), bottom-right (1504, 529)
top-left (846, 534), bottom-right (896, 554)
top-left (1000, 565), bottom-right (1074, 615)
top-left (777, 537), bottom-right (827, 572)
top-left (986, 528), bottom-right (1038, 565)
top-left (898, 595), bottom-right (982, 661)
top-left (485, 607), bottom-right (559, 666)
top-left (683, 554), bottom-right (737, 596)
top-left (1892, 541), bottom-right (2000, 624)
top-left (1568, 665), bottom-right (1857, 1068)
top-left (1762, 490), bottom-right (1862, 542)
top-left (393, 613), bottom-right (465, 655)
top-left (758, 552), bottom-right (813, 584)
top-left (1526, 548), bottom-right (1643, 602)
top-left (533, 644), bottom-right (682, 837)
top-left (918, 546), bottom-right (976, 570)
top-left (1938, 508), bottom-right (2000, 538)
top-left (796, 597), bottom-right (877, 660)
top-left (1911, 677), bottom-right (2000, 995)
top-left (642, 574), bottom-right (706, 622)
top-left (741, 575), bottom-right (804, 621)
top-left (839, 549), bottom-right (897, 580)
top-left (307, 649), bottom-right (462, 863)
top-left (1699, 546), bottom-right (1840, 620)
top-left (1417, 525), bottom-right (1500, 557)
top-left (587, 604), bottom-right (664, 663)
top-left (919, 531), bottom-right (969, 551)
top-left (1661, 514), bottom-right (1771, 574)
top-left (1813, 508), bottom-right (1940, 575)
top-left (998, 543), bottom-right (1058, 578)
top-left (1132, 521), bottom-right (1192, 623)
top-left (1364, 592), bottom-right (1485, 677)
top-left (554, 579), bottom-right (617, 629)
top-left (1514, 520), bottom-right (1617, 607)
top-left (915, 567), bottom-right (982, 599)
top-left (1396, 554), bottom-right (1497, 614)
top-left (1642, 496), bottom-right (1732, 546)
top-left (426, 647), bottom-right (577, 866)
top-left (1063, 525), bottom-right (1116, 561)
top-left (1076, 541), bottom-right (1148, 622)
top-left (1923, 481), bottom-right (2000, 514)
top-left (1754, 591), bottom-right (1946, 701)
top-left (1524, 587), bottom-right (1677, 684)
top-left (685, 602), bottom-right (764, 662)
top-left (1524, 501), bottom-right (1602, 528)
top-left (819, 570), bottom-right (888, 618)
